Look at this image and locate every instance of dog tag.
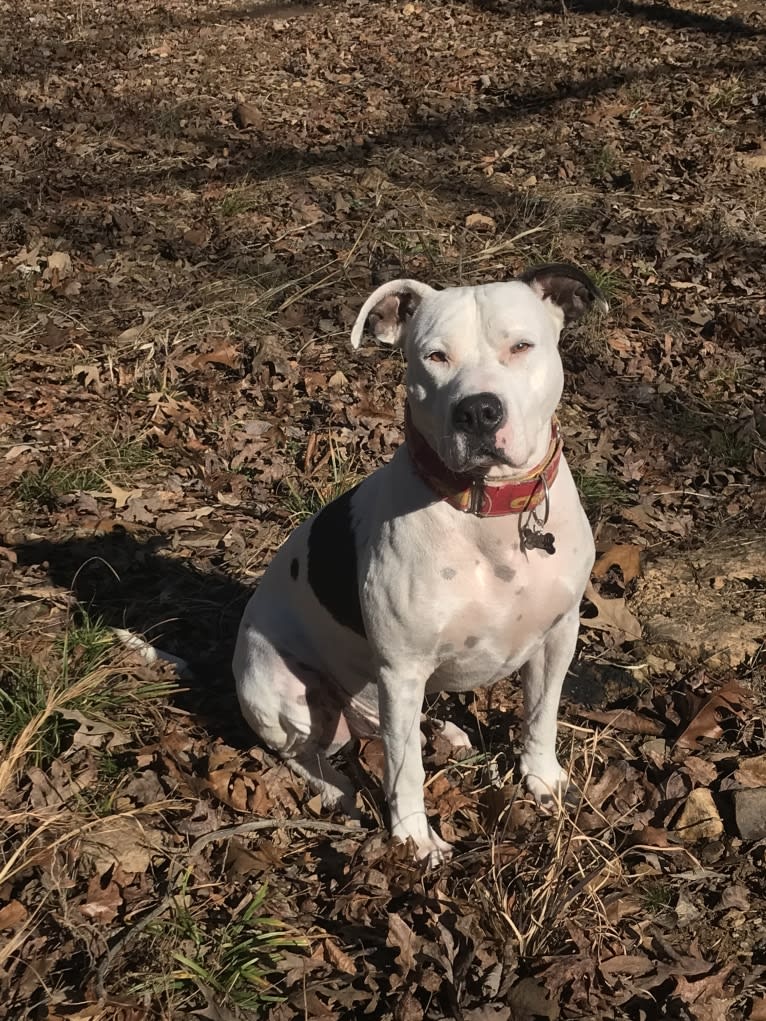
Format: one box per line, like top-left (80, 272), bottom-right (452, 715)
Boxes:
top-left (521, 526), bottom-right (556, 556)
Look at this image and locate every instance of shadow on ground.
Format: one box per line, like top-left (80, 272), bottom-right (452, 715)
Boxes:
top-left (14, 531), bottom-right (252, 739)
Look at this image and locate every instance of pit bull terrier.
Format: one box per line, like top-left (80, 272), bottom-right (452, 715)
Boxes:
top-left (234, 263), bottom-right (607, 864)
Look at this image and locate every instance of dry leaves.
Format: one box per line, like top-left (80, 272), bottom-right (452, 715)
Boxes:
top-left (1, 0), bottom-right (765, 1018)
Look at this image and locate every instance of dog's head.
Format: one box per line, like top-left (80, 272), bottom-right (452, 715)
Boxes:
top-left (350, 264), bottom-right (607, 477)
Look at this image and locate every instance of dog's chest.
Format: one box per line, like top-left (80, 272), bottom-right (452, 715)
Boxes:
top-left (422, 522), bottom-right (589, 692)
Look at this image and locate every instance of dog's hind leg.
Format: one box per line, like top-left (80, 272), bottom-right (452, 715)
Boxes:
top-left (234, 629), bottom-right (357, 812)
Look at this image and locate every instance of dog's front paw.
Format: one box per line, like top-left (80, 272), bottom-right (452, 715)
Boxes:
top-left (393, 819), bottom-right (453, 867)
top-left (523, 765), bottom-right (578, 811)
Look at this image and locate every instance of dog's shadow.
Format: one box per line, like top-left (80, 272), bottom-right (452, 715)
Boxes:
top-left (14, 531), bottom-right (253, 741)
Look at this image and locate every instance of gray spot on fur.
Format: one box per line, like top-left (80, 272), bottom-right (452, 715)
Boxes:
top-left (464, 635), bottom-right (479, 648)
top-left (551, 613), bottom-right (565, 628)
top-left (441, 567), bottom-right (457, 580)
top-left (438, 643), bottom-right (455, 656)
top-left (516, 613), bottom-right (523, 621)
top-left (494, 565), bottom-right (515, 582)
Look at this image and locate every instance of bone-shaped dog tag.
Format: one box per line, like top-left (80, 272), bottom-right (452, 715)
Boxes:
top-left (521, 526), bottom-right (556, 555)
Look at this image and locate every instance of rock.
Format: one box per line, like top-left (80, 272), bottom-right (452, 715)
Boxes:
top-left (673, 788), bottom-right (723, 843)
top-left (734, 788), bottom-right (766, 841)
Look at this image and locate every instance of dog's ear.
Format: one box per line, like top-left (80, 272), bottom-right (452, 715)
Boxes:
top-left (350, 279), bottom-right (435, 349)
top-left (519, 263), bottom-right (608, 323)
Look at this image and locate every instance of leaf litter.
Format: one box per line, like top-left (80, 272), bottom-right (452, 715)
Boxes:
top-left (1, 0), bottom-right (766, 1017)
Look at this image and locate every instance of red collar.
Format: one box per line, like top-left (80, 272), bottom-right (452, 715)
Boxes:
top-left (404, 404), bottom-right (563, 518)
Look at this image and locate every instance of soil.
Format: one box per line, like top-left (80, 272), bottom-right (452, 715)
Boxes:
top-left (1, 0), bottom-right (765, 1018)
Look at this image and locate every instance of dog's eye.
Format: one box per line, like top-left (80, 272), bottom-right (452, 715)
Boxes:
top-left (511, 341), bottom-right (532, 353)
top-left (426, 351), bottom-right (449, 364)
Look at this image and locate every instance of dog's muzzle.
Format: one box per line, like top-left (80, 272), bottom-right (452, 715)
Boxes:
top-left (450, 392), bottom-right (510, 469)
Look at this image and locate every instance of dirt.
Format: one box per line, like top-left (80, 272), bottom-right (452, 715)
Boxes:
top-left (634, 534), bottom-right (766, 670)
top-left (1, 0), bottom-right (765, 1018)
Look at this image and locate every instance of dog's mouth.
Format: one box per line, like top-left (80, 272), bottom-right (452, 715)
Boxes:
top-left (446, 440), bottom-right (515, 477)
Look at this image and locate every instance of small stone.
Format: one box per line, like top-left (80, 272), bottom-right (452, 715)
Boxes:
top-left (673, 788), bottom-right (723, 843)
top-left (734, 788), bottom-right (766, 841)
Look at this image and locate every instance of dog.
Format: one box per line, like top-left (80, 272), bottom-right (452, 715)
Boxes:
top-left (233, 263), bottom-right (607, 864)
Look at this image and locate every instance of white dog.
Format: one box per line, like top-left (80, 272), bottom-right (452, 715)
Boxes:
top-left (234, 263), bottom-right (606, 863)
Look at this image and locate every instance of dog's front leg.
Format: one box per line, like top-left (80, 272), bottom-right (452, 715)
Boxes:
top-left (378, 670), bottom-right (452, 865)
top-left (520, 606), bottom-right (580, 807)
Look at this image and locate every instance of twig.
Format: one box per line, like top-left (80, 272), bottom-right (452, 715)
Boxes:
top-left (93, 818), bottom-right (366, 999)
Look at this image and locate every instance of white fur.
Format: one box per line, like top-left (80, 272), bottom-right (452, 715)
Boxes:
top-left (234, 272), bottom-right (597, 865)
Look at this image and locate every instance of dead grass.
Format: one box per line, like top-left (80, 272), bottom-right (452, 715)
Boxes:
top-left (280, 433), bottom-right (363, 524)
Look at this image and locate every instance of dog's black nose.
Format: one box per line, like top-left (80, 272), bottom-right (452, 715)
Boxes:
top-left (452, 393), bottom-right (504, 436)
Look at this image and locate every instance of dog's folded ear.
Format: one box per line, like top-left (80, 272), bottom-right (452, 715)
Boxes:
top-left (519, 263), bottom-right (609, 323)
top-left (350, 279), bottom-right (435, 349)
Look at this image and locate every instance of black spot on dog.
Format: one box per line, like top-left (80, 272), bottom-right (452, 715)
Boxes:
top-left (307, 484), bottom-right (366, 637)
top-left (464, 635), bottom-right (479, 648)
top-left (494, 565), bottom-right (515, 582)
top-left (290, 557), bottom-right (299, 580)
top-left (551, 613), bottom-right (565, 628)
top-left (441, 567), bottom-right (457, 580)
top-left (516, 613), bottom-right (523, 621)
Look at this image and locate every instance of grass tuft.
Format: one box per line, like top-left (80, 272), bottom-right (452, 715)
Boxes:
top-left (135, 883), bottom-right (306, 1012)
top-left (572, 469), bottom-right (634, 514)
top-left (280, 436), bottom-right (362, 523)
top-left (16, 465), bottom-right (103, 508)
top-left (0, 611), bottom-right (179, 774)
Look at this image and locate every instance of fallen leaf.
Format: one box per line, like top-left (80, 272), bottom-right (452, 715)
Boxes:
top-left (672, 963), bottom-right (736, 1021)
top-left (58, 708), bottom-right (131, 751)
top-left (88, 479), bottom-right (143, 509)
top-left (593, 543), bottom-right (642, 583)
top-left (387, 912), bottom-right (421, 976)
top-left (80, 870), bottom-right (123, 923)
top-left (674, 680), bottom-right (750, 750)
top-left (324, 938), bottom-right (356, 975)
top-left (465, 212), bottom-right (496, 232)
top-left (600, 954), bottom-right (654, 977)
top-left (0, 900), bottom-right (29, 931)
top-left (81, 816), bottom-right (165, 874)
top-left (582, 582), bottom-right (642, 641)
top-left (44, 250), bottom-right (73, 279)
top-left (190, 344), bottom-right (241, 370)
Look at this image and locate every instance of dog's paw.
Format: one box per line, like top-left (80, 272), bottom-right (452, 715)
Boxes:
top-left (434, 719), bottom-right (473, 755)
top-left (418, 829), bottom-right (454, 868)
top-left (523, 767), bottom-right (579, 812)
top-left (393, 821), bottom-right (453, 867)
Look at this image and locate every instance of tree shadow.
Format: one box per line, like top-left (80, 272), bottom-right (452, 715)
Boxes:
top-left (4, 50), bottom-right (764, 216)
top-left (472, 0), bottom-right (762, 37)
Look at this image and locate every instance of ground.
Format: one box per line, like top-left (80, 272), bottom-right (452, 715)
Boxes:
top-left (1, 0), bottom-right (765, 1018)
